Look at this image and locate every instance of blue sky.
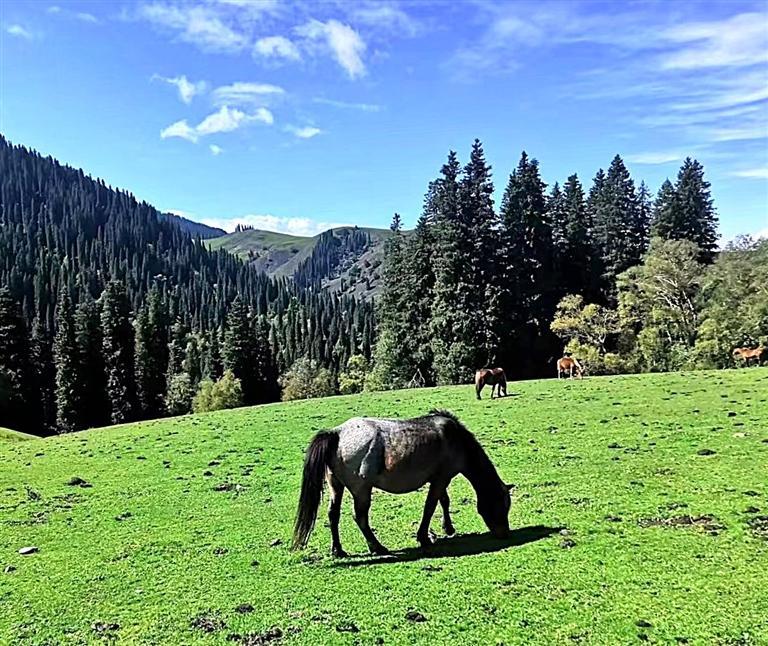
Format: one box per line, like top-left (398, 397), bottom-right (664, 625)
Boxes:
top-left (1, 1), bottom-right (766, 240)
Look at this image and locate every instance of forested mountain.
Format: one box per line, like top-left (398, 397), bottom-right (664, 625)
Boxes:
top-left (208, 226), bottom-right (392, 298)
top-left (0, 135), bottom-right (374, 436)
top-left (159, 211), bottom-right (226, 239)
top-left (372, 140), bottom-right (720, 387)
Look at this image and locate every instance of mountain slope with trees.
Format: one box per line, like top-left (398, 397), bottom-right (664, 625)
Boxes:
top-left (0, 135), bottom-right (374, 436)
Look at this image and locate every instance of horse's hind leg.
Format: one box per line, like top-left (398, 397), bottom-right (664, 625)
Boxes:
top-left (351, 487), bottom-right (389, 556)
top-left (327, 473), bottom-right (347, 557)
top-left (439, 490), bottom-right (455, 537)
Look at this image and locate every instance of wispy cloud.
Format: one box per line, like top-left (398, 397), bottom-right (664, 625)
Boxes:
top-left (199, 213), bottom-right (351, 236)
top-left (6, 24), bottom-right (33, 40)
top-left (312, 97), bottom-right (382, 112)
top-left (659, 13), bottom-right (768, 70)
top-left (161, 105), bottom-right (273, 143)
top-left (350, 3), bottom-right (419, 36)
top-left (730, 168), bottom-right (768, 180)
top-left (296, 19), bottom-right (367, 79)
top-left (253, 35), bottom-right (301, 61)
top-left (286, 125), bottom-right (322, 139)
top-left (137, 3), bottom-right (248, 52)
top-left (626, 152), bottom-right (684, 165)
top-left (209, 144), bottom-right (223, 156)
top-left (212, 81), bottom-right (285, 107)
top-left (152, 74), bottom-right (207, 103)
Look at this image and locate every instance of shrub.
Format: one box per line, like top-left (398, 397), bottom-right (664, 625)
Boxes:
top-left (192, 370), bottom-right (243, 413)
top-left (280, 358), bottom-right (336, 401)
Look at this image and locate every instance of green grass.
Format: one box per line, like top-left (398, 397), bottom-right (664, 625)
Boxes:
top-left (0, 426), bottom-right (39, 442)
top-left (2, 370), bottom-right (767, 645)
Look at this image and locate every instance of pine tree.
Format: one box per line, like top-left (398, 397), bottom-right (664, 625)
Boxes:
top-left (54, 289), bottom-right (82, 433)
top-left (0, 288), bottom-right (36, 433)
top-left (497, 151), bottom-right (553, 372)
top-left (223, 297), bottom-right (279, 405)
top-left (100, 281), bottom-right (136, 424)
top-left (75, 295), bottom-right (107, 429)
top-left (31, 319), bottom-right (56, 435)
top-left (654, 158), bottom-right (718, 262)
top-left (135, 286), bottom-right (169, 419)
top-left (592, 155), bottom-right (647, 296)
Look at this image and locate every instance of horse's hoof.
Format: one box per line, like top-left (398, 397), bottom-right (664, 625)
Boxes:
top-left (371, 545), bottom-right (390, 556)
top-left (331, 547), bottom-right (348, 558)
top-left (444, 526), bottom-right (456, 537)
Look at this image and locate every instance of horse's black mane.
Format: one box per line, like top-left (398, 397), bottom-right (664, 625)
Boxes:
top-left (428, 408), bottom-right (462, 424)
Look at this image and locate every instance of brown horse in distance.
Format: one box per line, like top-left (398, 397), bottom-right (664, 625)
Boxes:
top-left (557, 356), bottom-right (583, 379)
top-left (475, 368), bottom-right (507, 400)
top-left (732, 346), bottom-right (764, 366)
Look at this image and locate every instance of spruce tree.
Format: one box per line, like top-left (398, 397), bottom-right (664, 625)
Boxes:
top-left (0, 288), bottom-right (36, 433)
top-left (54, 289), bottom-right (82, 433)
top-left (31, 319), bottom-right (56, 435)
top-left (75, 295), bottom-right (108, 429)
top-left (100, 281), bottom-right (136, 424)
top-left (655, 158), bottom-right (718, 262)
top-left (135, 286), bottom-right (169, 419)
top-left (497, 151), bottom-right (553, 372)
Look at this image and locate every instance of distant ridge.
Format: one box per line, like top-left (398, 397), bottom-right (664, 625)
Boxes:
top-left (159, 212), bottom-right (226, 239)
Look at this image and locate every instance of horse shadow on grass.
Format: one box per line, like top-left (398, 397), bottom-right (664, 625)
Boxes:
top-left (332, 525), bottom-right (562, 568)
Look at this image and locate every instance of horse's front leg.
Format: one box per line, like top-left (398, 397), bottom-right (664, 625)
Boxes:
top-left (417, 481), bottom-right (445, 548)
top-left (440, 490), bottom-right (455, 536)
top-left (327, 473), bottom-right (347, 557)
top-left (351, 487), bottom-right (389, 556)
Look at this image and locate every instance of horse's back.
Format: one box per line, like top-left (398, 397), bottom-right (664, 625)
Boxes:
top-left (332, 416), bottom-right (455, 494)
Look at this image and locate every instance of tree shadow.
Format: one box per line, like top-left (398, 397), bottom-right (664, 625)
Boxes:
top-left (332, 525), bottom-right (562, 568)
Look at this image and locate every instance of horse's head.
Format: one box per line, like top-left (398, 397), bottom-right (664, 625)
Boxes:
top-left (478, 482), bottom-right (513, 538)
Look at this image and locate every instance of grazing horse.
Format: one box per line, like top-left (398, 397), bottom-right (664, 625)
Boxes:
top-left (732, 346), bottom-right (764, 366)
top-left (557, 356), bottom-right (583, 379)
top-left (292, 410), bottom-right (512, 556)
top-left (475, 368), bottom-right (507, 400)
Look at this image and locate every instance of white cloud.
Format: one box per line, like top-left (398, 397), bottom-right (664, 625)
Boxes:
top-left (731, 168), bottom-right (768, 179)
top-left (286, 125), bottom-right (322, 139)
top-left (138, 3), bottom-right (247, 52)
top-left (312, 97), bottom-right (381, 112)
top-left (7, 24), bottom-right (33, 40)
top-left (152, 74), bottom-right (207, 103)
top-left (200, 213), bottom-right (351, 236)
top-left (197, 105), bottom-right (272, 134)
top-left (209, 144), bottom-right (223, 156)
top-left (660, 13), bottom-right (768, 70)
top-left (253, 35), bottom-right (301, 61)
top-left (212, 81), bottom-right (285, 106)
top-left (626, 152), bottom-right (684, 165)
top-left (47, 6), bottom-right (61, 14)
top-left (351, 4), bottom-right (419, 36)
top-left (76, 12), bottom-right (99, 24)
top-left (755, 227), bottom-right (768, 240)
top-left (296, 19), bottom-right (367, 79)
top-left (160, 119), bottom-right (198, 142)
top-left (160, 105), bottom-right (273, 142)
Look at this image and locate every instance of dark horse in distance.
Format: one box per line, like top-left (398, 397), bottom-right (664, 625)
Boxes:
top-left (475, 367), bottom-right (507, 400)
top-left (292, 410), bottom-right (513, 556)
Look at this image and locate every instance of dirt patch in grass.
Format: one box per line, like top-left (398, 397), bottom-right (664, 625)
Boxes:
top-left (190, 611), bottom-right (226, 633)
top-left (747, 516), bottom-right (768, 540)
top-left (638, 514), bottom-right (724, 535)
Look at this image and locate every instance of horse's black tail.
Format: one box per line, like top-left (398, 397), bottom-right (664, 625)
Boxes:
top-left (292, 430), bottom-right (339, 551)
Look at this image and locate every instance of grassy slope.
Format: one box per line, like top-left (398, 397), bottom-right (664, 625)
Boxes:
top-left (0, 427), bottom-right (38, 442)
top-left (1, 370), bottom-right (767, 645)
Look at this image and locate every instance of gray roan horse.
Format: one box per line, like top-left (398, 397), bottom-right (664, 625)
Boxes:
top-left (292, 410), bottom-right (512, 556)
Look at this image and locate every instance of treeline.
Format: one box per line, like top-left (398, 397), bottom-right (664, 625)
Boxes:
top-left (0, 135), bottom-right (374, 435)
top-left (551, 236), bottom-right (767, 374)
top-left (373, 140), bottom-right (719, 387)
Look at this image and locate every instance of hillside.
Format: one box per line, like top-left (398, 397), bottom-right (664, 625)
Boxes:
top-left (0, 427), bottom-right (37, 442)
top-left (2, 369), bottom-right (766, 644)
top-left (208, 226), bottom-right (394, 298)
top-left (159, 212), bottom-right (226, 239)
